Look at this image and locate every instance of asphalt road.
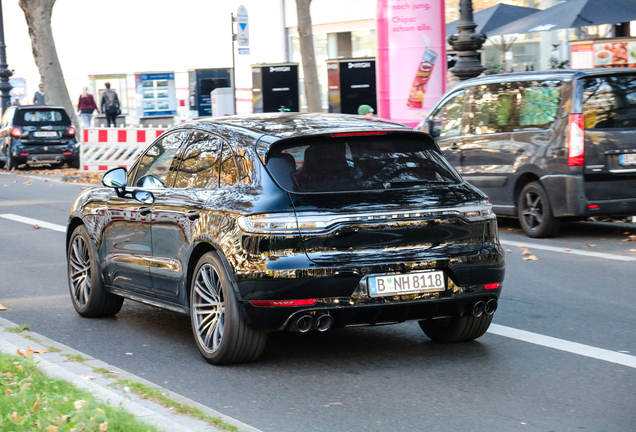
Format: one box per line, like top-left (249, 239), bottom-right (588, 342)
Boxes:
top-left (1, 169), bottom-right (635, 432)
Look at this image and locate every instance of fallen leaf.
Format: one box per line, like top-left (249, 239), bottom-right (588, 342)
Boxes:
top-left (563, 248), bottom-right (571, 251)
top-left (60, 415), bottom-right (70, 423)
top-left (34, 224), bottom-right (40, 229)
top-left (628, 235), bottom-right (636, 241)
top-left (32, 396), bottom-right (41, 410)
top-left (523, 255), bottom-right (541, 261)
top-left (74, 400), bottom-right (85, 409)
top-left (505, 249), bottom-right (512, 252)
top-left (21, 382), bottom-right (31, 390)
top-left (0, 304), bottom-right (7, 310)
top-left (12, 411), bottom-right (22, 422)
top-left (6, 372), bottom-right (14, 378)
top-left (80, 375), bottom-right (94, 381)
top-left (5, 389), bottom-right (13, 395)
top-left (46, 426), bottom-right (59, 432)
top-left (99, 421), bottom-right (109, 432)
top-left (517, 244), bottom-right (524, 248)
top-left (586, 244), bottom-right (596, 247)
top-left (521, 248), bottom-right (532, 255)
top-left (618, 242), bottom-right (623, 245)
top-left (27, 346), bottom-right (47, 354)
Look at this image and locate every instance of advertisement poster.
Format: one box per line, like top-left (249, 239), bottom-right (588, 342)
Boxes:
top-left (377, 0), bottom-right (446, 126)
top-left (134, 72), bottom-right (177, 117)
top-left (570, 44), bottom-right (594, 69)
top-left (593, 41), bottom-right (636, 67)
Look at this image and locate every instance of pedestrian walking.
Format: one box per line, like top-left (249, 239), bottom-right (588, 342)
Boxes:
top-left (77, 87), bottom-right (99, 128)
top-left (100, 82), bottom-right (120, 128)
top-left (12, 98), bottom-right (20, 106)
top-left (33, 83), bottom-right (46, 106)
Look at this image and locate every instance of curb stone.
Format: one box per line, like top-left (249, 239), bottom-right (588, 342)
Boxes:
top-left (0, 316), bottom-right (262, 432)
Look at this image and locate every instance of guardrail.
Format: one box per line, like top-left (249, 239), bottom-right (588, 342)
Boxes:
top-left (81, 127), bottom-right (164, 172)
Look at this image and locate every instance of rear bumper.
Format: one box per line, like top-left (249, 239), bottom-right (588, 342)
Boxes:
top-left (235, 241), bottom-right (505, 330)
top-left (542, 174), bottom-right (636, 217)
top-left (14, 153), bottom-right (78, 165)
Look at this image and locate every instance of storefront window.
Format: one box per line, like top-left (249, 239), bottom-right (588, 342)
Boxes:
top-left (352, 29), bottom-right (376, 58)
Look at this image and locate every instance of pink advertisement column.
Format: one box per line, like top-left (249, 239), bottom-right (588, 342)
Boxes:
top-left (377, 0), bottom-right (446, 127)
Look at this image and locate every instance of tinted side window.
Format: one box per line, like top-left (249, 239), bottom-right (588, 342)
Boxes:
top-left (518, 80), bottom-right (561, 130)
top-left (220, 144), bottom-right (239, 187)
top-left (430, 91), bottom-right (465, 138)
top-left (174, 132), bottom-right (222, 189)
top-left (470, 83), bottom-right (519, 134)
top-left (583, 75), bottom-right (636, 129)
top-left (134, 131), bottom-right (190, 188)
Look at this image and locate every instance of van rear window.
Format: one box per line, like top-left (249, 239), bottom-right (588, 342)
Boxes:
top-left (583, 75), bottom-right (636, 129)
top-left (13, 109), bottom-right (71, 125)
top-left (266, 135), bottom-right (461, 193)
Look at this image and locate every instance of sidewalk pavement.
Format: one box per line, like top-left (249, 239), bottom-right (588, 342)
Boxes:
top-left (0, 316), bottom-right (262, 432)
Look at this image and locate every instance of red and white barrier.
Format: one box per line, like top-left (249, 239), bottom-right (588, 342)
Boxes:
top-left (81, 127), bottom-right (165, 172)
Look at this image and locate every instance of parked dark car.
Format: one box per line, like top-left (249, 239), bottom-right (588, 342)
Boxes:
top-left (66, 114), bottom-right (504, 365)
top-left (0, 105), bottom-right (78, 170)
top-left (418, 69), bottom-right (636, 237)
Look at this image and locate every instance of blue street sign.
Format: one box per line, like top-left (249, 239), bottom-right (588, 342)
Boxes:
top-left (237, 6), bottom-right (249, 47)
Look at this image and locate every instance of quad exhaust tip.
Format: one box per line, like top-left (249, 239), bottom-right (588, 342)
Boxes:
top-left (315, 314), bottom-right (334, 332)
top-left (472, 301), bottom-right (486, 317)
top-left (485, 299), bottom-right (498, 316)
top-left (291, 315), bottom-right (313, 333)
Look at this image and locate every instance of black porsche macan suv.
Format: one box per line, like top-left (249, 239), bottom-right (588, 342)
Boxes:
top-left (66, 114), bottom-right (505, 365)
top-left (0, 105), bottom-right (79, 170)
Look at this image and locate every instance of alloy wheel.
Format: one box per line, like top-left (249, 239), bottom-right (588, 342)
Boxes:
top-left (521, 190), bottom-right (543, 230)
top-left (193, 263), bottom-right (226, 353)
top-left (69, 235), bottom-right (91, 307)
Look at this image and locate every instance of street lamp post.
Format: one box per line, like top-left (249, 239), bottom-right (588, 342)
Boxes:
top-left (448, 0), bottom-right (486, 81)
top-left (0, 0), bottom-right (14, 115)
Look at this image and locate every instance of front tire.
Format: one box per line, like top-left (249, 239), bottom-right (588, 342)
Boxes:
top-left (67, 225), bottom-right (123, 317)
top-left (518, 181), bottom-right (560, 238)
top-left (5, 154), bottom-right (15, 171)
top-left (190, 252), bottom-right (267, 365)
top-left (419, 314), bottom-right (493, 343)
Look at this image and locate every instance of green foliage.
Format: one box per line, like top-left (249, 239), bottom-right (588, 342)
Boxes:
top-left (4, 325), bottom-right (30, 333)
top-left (485, 58), bottom-right (504, 75)
top-left (0, 351), bottom-right (159, 432)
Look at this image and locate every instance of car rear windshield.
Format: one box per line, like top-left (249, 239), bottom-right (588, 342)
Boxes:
top-left (265, 135), bottom-right (461, 193)
top-left (582, 75), bottom-right (636, 129)
top-left (13, 109), bottom-right (71, 125)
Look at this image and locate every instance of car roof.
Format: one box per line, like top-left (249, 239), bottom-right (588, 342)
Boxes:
top-left (192, 113), bottom-right (410, 138)
top-left (450, 67), bottom-right (636, 91)
top-left (15, 105), bottom-right (66, 110)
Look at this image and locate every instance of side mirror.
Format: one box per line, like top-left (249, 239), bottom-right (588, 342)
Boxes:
top-left (133, 190), bottom-right (155, 204)
top-left (102, 167), bottom-right (128, 189)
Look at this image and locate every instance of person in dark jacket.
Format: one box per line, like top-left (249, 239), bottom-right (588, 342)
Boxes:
top-left (33, 84), bottom-right (46, 106)
top-left (77, 87), bottom-right (99, 127)
top-left (100, 82), bottom-right (120, 128)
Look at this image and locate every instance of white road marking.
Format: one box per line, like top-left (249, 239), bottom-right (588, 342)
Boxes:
top-left (0, 213), bottom-right (66, 232)
top-left (499, 239), bottom-right (636, 261)
top-left (489, 324), bottom-right (636, 369)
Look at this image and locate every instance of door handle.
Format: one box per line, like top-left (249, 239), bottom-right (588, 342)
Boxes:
top-left (186, 211), bottom-right (200, 220)
top-left (138, 207), bottom-right (151, 216)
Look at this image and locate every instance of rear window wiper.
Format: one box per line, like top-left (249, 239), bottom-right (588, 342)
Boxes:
top-left (383, 179), bottom-right (454, 189)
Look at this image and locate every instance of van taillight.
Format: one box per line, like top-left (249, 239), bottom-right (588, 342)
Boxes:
top-left (568, 114), bottom-right (584, 167)
top-left (10, 127), bottom-right (22, 138)
top-left (67, 126), bottom-right (76, 136)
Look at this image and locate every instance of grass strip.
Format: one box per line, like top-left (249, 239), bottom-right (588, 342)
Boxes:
top-left (0, 351), bottom-right (160, 432)
top-left (114, 379), bottom-right (240, 432)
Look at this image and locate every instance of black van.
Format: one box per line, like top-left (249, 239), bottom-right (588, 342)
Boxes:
top-left (418, 69), bottom-right (636, 238)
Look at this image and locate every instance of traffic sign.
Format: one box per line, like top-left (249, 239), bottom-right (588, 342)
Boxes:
top-left (237, 6), bottom-right (249, 47)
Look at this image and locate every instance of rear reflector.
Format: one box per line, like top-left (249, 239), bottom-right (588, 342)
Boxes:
top-left (588, 204), bottom-right (599, 209)
top-left (249, 299), bottom-right (317, 307)
top-left (63, 152), bottom-right (73, 155)
top-left (568, 114), bottom-right (584, 167)
top-left (484, 282), bottom-right (503, 290)
top-left (330, 131), bottom-right (386, 137)
top-left (19, 153), bottom-right (29, 156)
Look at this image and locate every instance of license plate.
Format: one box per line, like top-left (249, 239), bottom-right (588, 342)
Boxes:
top-left (33, 131), bottom-right (58, 137)
top-left (619, 153), bottom-right (636, 166)
top-left (368, 271), bottom-right (445, 297)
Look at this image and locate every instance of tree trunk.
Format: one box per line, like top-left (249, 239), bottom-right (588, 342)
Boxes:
top-left (19, 0), bottom-right (80, 129)
top-left (295, 0), bottom-right (322, 113)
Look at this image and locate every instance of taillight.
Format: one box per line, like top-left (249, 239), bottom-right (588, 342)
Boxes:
top-left (10, 127), bottom-right (22, 138)
top-left (249, 299), bottom-right (317, 307)
top-left (568, 114), bottom-right (584, 167)
top-left (484, 282), bottom-right (503, 290)
top-left (330, 131), bottom-right (386, 137)
top-left (67, 126), bottom-right (76, 136)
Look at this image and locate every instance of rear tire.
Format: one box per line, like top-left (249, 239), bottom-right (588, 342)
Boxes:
top-left (190, 252), bottom-right (267, 365)
top-left (69, 158), bottom-right (80, 169)
top-left (518, 181), bottom-right (560, 238)
top-left (67, 225), bottom-right (124, 317)
top-left (419, 314), bottom-right (493, 343)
